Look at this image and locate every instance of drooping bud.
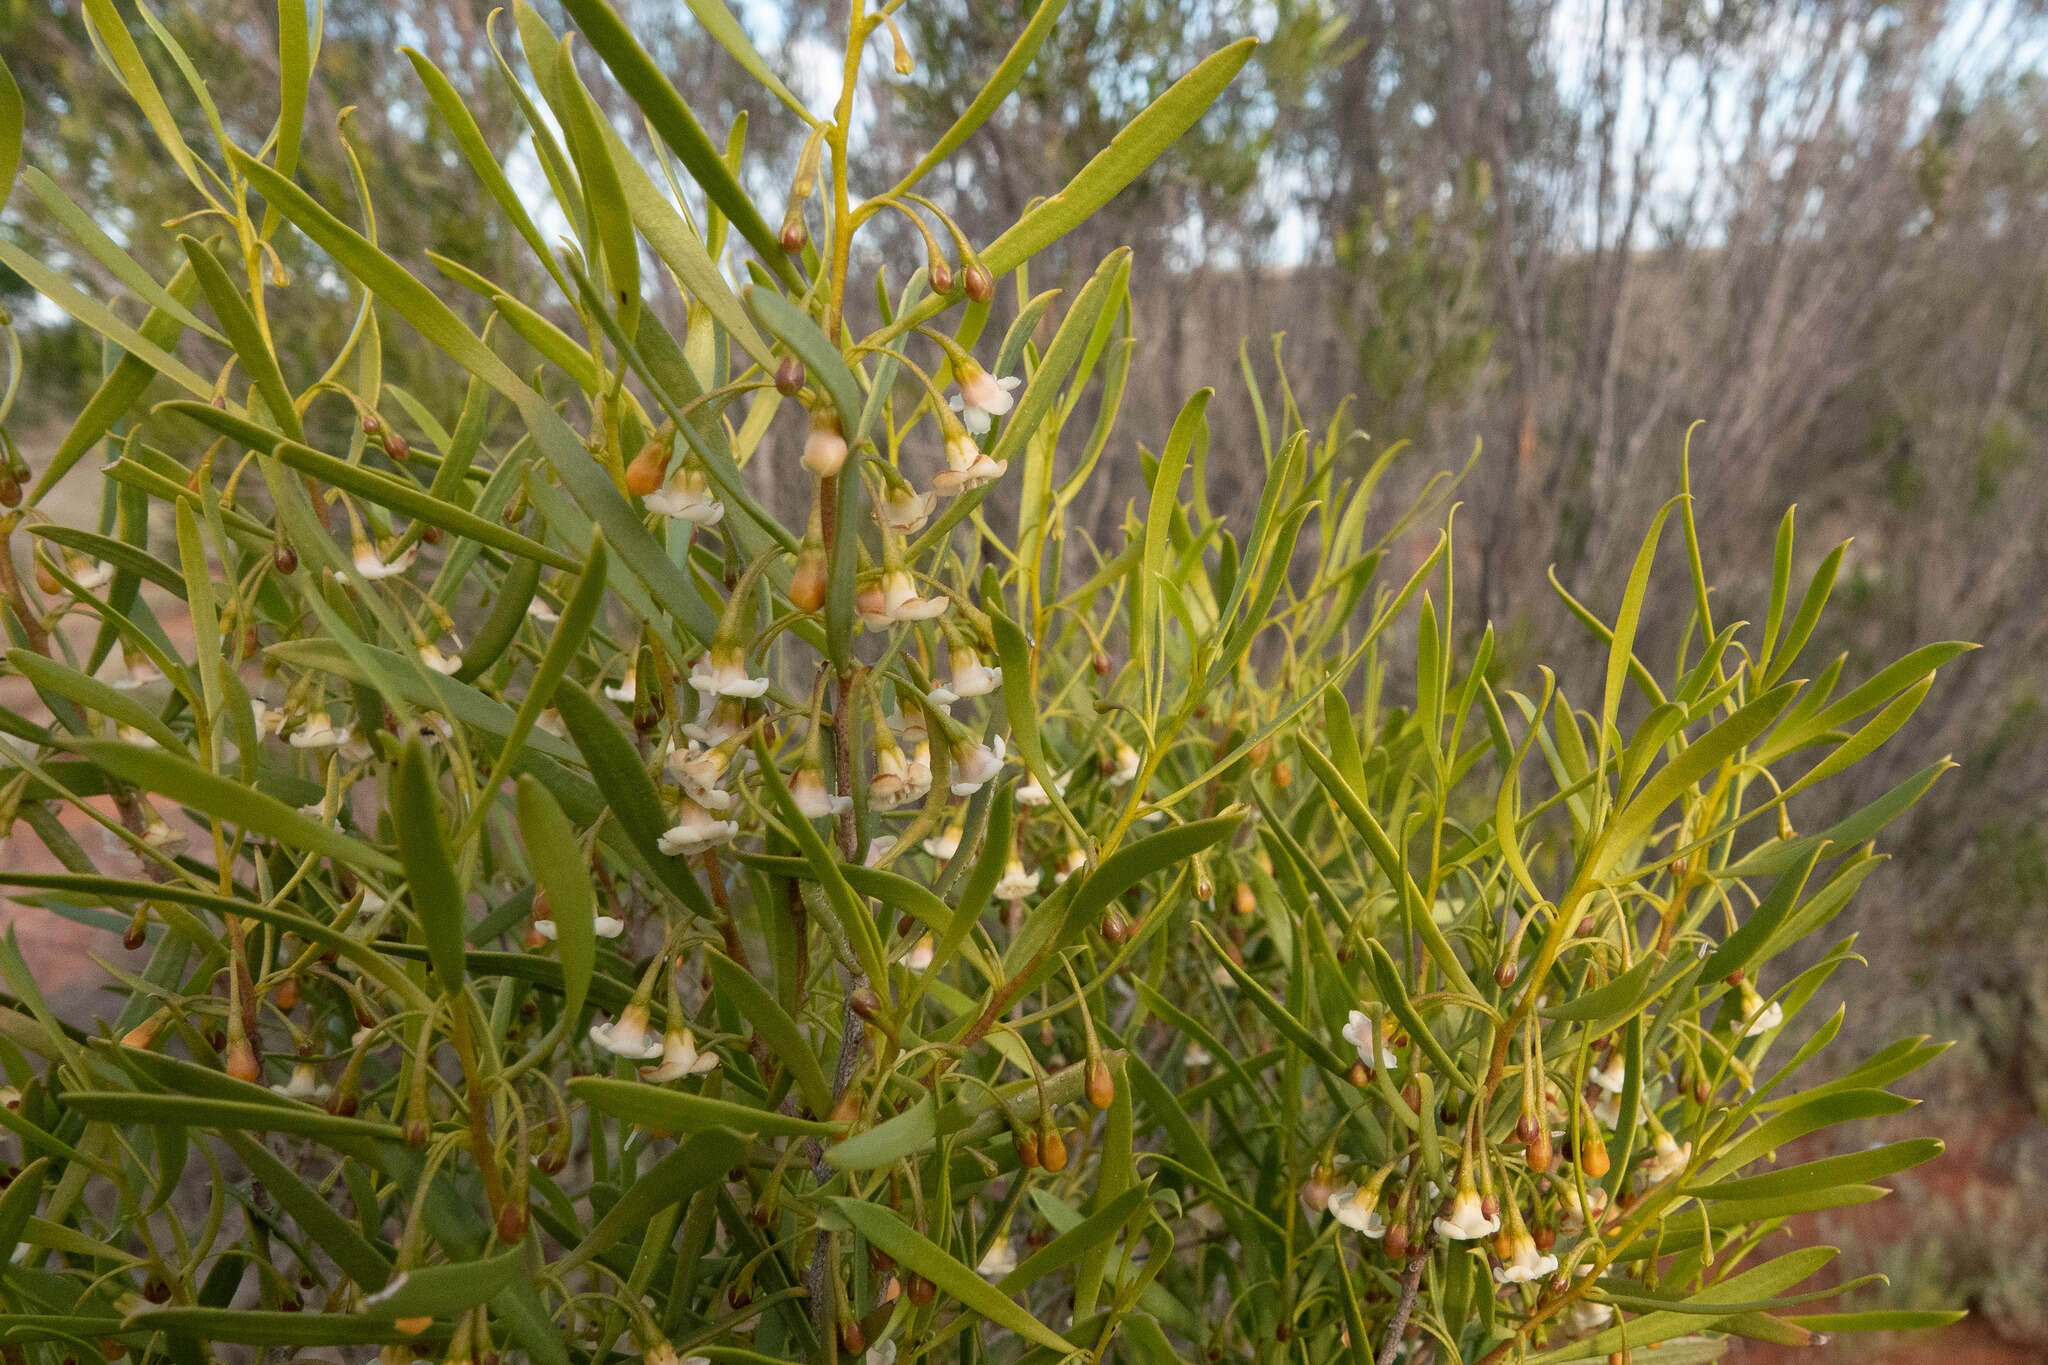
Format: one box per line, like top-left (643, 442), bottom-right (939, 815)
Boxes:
top-left (908, 1273), bottom-right (936, 1306)
top-left (964, 263), bottom-right (995, 303)
top-left (1384, 1219), bottom-right (1410, 1258)
top-left (1040, 1123), bottom-right (1069, 1173)
top-left (1015, 1127), bottom-right (1041, 1169)
top-left (929, 257), bottom-right (954, 295)
top-left (1495, 958), bottom-right (1518, 989)
top-left (1086, 1058), bottom-right (1115, 1111)
top-left (626, 432), bottom-right (671, 497)
top-left (123, 906), bottom-right (148, 951)
top-left (1528, 1125), bottom-right (1554, 1173)
top-left (402, 1116), bottom-right (430, 1148)
top-left (775, 356), bottom-right (806, 396)
top-left (801, 411), bottom-right (849, 478)
top-left (0, 475), bottom-right (20, 508)
top-left (496, 1200), bottom-right (529, 1244)
top-left (780, 214), bottom-right (808, 253)
top-left (789, 540), bottom-right (829, 613)
top-left (224, 1034), bottom-right (260, 1084)
top-left (1581, 1133), bottom-right (1611, 1179)
top-left (839, 1321), bottom-right (866, 1356)
top-left (273, 542), bottom-right (298, 574)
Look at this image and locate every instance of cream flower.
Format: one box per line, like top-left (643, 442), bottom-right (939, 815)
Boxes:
top-left (1564, 1301), bottom-right (1616, 1334)
top-left (1590, 1052), bottom-right (1627, 1094)
top-left (644, 463), bottom-right (724, 525)
top-left (589, 1003), bottom-right (665, 1059)
top-left (1493, 1231), bottom-right (1559, 1284)
top-left (683, 698), bottom-right (747, 747)
top-left (993, 858), bottom-right (1040, 899)
top-left (528, 597), bottom-right (561, 623)
top-left (419, 642), bottom-right (462, 676)
top-left (931, 430), bottom-right (1007, 494)
top-left (271, 1062), bottom-right (331, 1104)
top-left (883, 568), bottom-right (949, 623)
top-left (899, 934), bottom-right (935, 972)
top-left (1016, 770), bottom-right (1063, 807)
top-left (974, 1237), bottom-right (1018, 1279)
top-left (1642, 1131), bottom-right (1691, 1185)
top-left (904, 741), bottom-right (933, 801)
top-left (668, 742), bottom-right (735, 807)
top-left (534, 915), bottom-right (626, 940)
top-left (1432, 1186), bottom-right (1501, 1241)
top-left (1055, 846), bottom-right (1088, 884)
top-left (115, 655), bottom-right (163, 690)
top-left (639, 1027), bottom-right (720, 1082)
top-left (929, 644), bottom-right (1000, 703)
top-left (689, 647), bottom-right (769, 699)
top-left (289, 711), bottom-right (351, 749)
top-left (949, 360), bottom-right (1020, 435)
top-left (869, 744), bottom-right (914, 810)
top-left (865, 1343), bottom-right (897, 1365)
top-left (1109, 742), bottom-right (1141, 786)
top-left (1557, 1184), bottom-right (1608, 1233)
top-left (1183, 1040), bottom-right (1213, 1067)
top-left (922, 823), bottom-right (963, 861)
top-left (1341, 1010), bottom-right (1401, 1072)
top-left (353, 539), bottom-right (417, 580)
top-left (1740, 985), bottom-right (1783, 1038)
top-left (116, 723), bottom-right (160, 749)
top-left (1326, 1184), bottom-right (1387, 1238)
top-left (792, 767), bottom-right (852, 820)
top-left (949, 734), bottom-right (1006, 796)
top-left (70, 558), bottom-right (115, 591)
top-left (251, 698), bottom-right (284, 737)
top-left (658, 799), bottom-right (739, 856)
top-left (535, 708), bottom-right (568, 738)
top-left (604, 666), bottom-right (638, 704)
top-left (875, 485), bottom-right (936, 535)
top-left (864, 836), bottom-right (897, 867)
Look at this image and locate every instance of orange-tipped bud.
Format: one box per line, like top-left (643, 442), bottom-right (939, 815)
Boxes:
top-left (1040, 1125), bottom-right (1069, 1173)
top-left (1581, 1134), bottom-right (1611, 1179)
top-left (626, 435), bottom-right (670, 497)
top-left (1086, 1058), bottom-right (1115, 1111)
top-left (789, 544), bottom-right (829, 613)
top-left (225, 1035), bottom-right (260, 1083)
top-left (1233, 882), bottom-right (1257, 916)
top-left (1015, 1127), bottom-right (1041, 1169)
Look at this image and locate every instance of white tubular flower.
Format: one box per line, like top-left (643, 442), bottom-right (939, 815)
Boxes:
top-left (792, 767), bottom-right (853, 820)
top-left (604, 666), bottom-right (638, 704)
top-left (353, 539), bottom-right (417, 580)
top-left (289, 711), bottom-right (350, 749)
top-left (646, 1344), bottom-right (711, 1365)
top-left (938, 643), bottom-right (1001, 701)
top-left (1432, 1183), bottom-right (1501, 1241)
top-left (657, 799), bottom-right (739, 856)
top-left (116, 723), bottom-right (160, 749)
top-left (1643, 1132), bottom-right (1691, 1185)
top-left (1326, 1184), bottom-right (1387, 1238)
top-left (1055, 846), bottom-right (1088, 883)
top-left (1493, 1231), bottom-right (1559, 1284)
top-left (993, 858), bottom-right (1040, 900)
top-left (875, 484), bottom-right (936, 535)
top-left (865, 1342), bottom-right (898, 1365)
top-left (881, 568), bottom-right (948, 623)
top-left (899, 934), bottom-right (935, 972)
top-left (904, 742), bottom-right (933, 801)
top-left (1341, 1010), bottom-right (1401, 1072)
top-left (931, 429), bottom-right (1008, 494)
top-left (1183, 1040), bottom-right (1213, 1067)
top-left (535, 708), bottom-right (568, 738)
top-left (533, 915), bottom-right (625, 941)
top-left (271, 1062), bottom-right (332, 1104)
top-left (1109, 742), bottom-right (1141, 786)
top-left (802, 414), bottom-right (850, 477)
top-left (668, 742), bottom-right (734, 806)
top-left (1564, 1301), bottom-right (1616, 1334)
top-left (949, 734), bottom-right (1005, 796)
top-left (1739, 984), bottom-right (1783, 1038)
top-left (251, 698), bottom-right (284, 737)
top-left (974, 1238), bottom-right (1018, 1279)
top-left (1557, 1185), bottom-right (1608, 1233)
top-left (1590, 1051), bottom-right (1627, 1094)
top-left (419, 642), bottom-right (462, 675)
top-left (528, 597), bottom-right (561, 623)
top-left (70, 558), bottom-right (114, 591)
top-left (949, 359), bottom-right (1020, 435)
top-left (869, 743), bottom-right (913, 810)
top-left (640, 1027), bottom-right (720, 1082)
top-left (863, 836), bottom-right (896, 867)
top-left (856, 580), bottom-right (893, 632)
top-left (644, 463), bottom-right (725, 524)
top-left (689, 646), bottom-right (769, 699)
top-left (115, 655), bottom-right (162, 690)
top-left (922, 823), bottom-right (964, 860)
top-left (683, 698), bottom-right (747, 747)
top-left (590, 1003), bottom-right (665, 1059)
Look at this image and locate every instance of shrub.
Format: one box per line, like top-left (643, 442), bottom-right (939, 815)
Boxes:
top-left (0, 3), bottom-right (1967, 1363)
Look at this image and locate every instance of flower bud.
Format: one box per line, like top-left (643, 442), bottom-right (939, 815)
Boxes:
top-left (1495, 958), bottom-right (1518, 988)
top-left (850, 986), bottom-right (883, 1022)
top-left (1528, 1125), bottom-right (1553, 1173)
top-left (225, 1035), bottom-right (260, 1084)
top-left (1384, 1220), bottom-right (1410, 1257)
top-left (1100, 907), bottom-right (1133, 944)
top-left (362, 413), bottom-right (382, 436)
top-left (1348, 1061), bottom-right (1371, 1088)
top-left (395, 1316), bottom-right (433, 1337)
top-left (496, 1200), bottom-right (529, 1244)
top-left (929, 258), bottom-right (954, 295)
top-left (789, 542), bottom-right (828, 613)
top-left (1092, 651), bottom-right (1111, 676)
top-left (1233, 882), bottom-right (1257, 916)
top-left (780, 215), bottom-right (808, 253)
top-left (626, 434), bottom-right (670, 497)
top-left (1516, 1112), bottom-right (1539, 1144)
top-left (403, 1117), bottom-right (430, 1148)
top-left (273, 543), bottom-right (298, 574)
top-left (964, 263), bottom-right (995, 303)
top-left (1040, 1124), bottom-right (1069, 1173)
top-left (34, 559), bottom-right (59, 594)
top-left (275, 975), bottom-right (300, 1011)
top-left (1581, 1134), bottom-right (1611, 1179)
top-left (123, 907), bottom-right (148, 951)
top-left (1015, 1127), bottom-right (1041, 1169)
top-left (1086, 1058), bottom-right (1115, 1110)
top-left (775, 356), bottom-right (806, 396)
top-left (908, 1273), bottom-right (936, 1306)
top-left (839, 1321), bottom-right (866, 1356)
top-left (0, 476), bottom-right (20, 508)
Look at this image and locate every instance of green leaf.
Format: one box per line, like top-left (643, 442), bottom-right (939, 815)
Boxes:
top-left (1787, 1311), bottom-right (1967, 1333)
top-left (568, 1076), bottom-right (839, 1140)
top-left (515, 777), bottom-right (595, 1029)
top-left (360, 1245), bottom-right (528, 1319)
top-left (829, 1197), bottom-right (1079, 1354)
top-left (555, 0), bottom-right (797, 283)
top-left (707, 952), bottom-right (831, 1119)
top-left (179, 235), bottom-right (303, 440)
top-left (556, 1129), bottom-right (746, 1273)
top-left (4, 650), bottom-right (184, 752)
top-left (118, 1311), bottom-right (420, 1347)
top-left (69, 741), bottom-right (399, 874)
top-left (1690, 1137), bottom-right (1942, 1202)
top-left (981, 39), bottom-right (1256, 275)
top-left (394, 739), bottom-right (468, 995)
top-left (985, 581), bottom-right (1086, 844)
top-left (748, 733), bottom-right (890, 988)
top-left (884, 0), bottom-right (1068, 199)
top-left (680, 0), bottom-right (814, 122)
top-left (554, 41), bottom-right (640, 331)
top-left (0, 1155), bottom-right (48, 1266)
top-left (60, 1093), bottom-right (403, 1143)
top-left (0, 51), bottom-right (21, 215)
top-left (1197, 922), bottom-right (1349, 1075)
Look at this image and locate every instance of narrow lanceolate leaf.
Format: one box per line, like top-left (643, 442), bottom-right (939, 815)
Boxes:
top-left (0, 51), bottom-right (22, 214)
top-left (555, 1130), bottom-right (747, 1273)
top-left (179, 235), bottom-right (303, 441)
top-left (357, 1246), bottom-right (528, 1319)
top-left (707, 953), bottom-right (832, 1119)
top-left (60, 1093), bottom-right (403, 1142)
top-left (1687, 1137), bottom-right (1943, 1202)
top-left (981, 39), bottom-right (1256, 275)
top-left (71, 741), bottom-right (399, 874)
top-left (885, 0), bottom-right (1068, 198)
top-left (0, 1156), bottom-right (49, 1267)
top-left (554, 0), bottom-right (798, 284)
top-left (681, 0), bottom-right (814, 122)
top-left (568, 1077), bottom-right (840, 1140)
top-left (394, 739), bottom-right (468, 995)
top-left (220, 1133), bottom-right (393, 1291)
top-left (515, 777), bottom-right (595, 1029)
top-left (829, 1198), bottom-right (1079, 1355)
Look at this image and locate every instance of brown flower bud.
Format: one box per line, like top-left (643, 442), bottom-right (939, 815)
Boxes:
top-left (403, 1117), bottom-right (430, 1148)
top-left (362, 413), bottom-right (382, 436)
top-left (775, 356), bottom-right (806, 396)
top-left (964, 263), bottom-right (995, 303)
top-left (1233, 882), bottom-right (1257, 916)
top-left (850, 987), bottom-right (883, 1022)
top-left (496, 1200), bottom-right (529, 1244)
top-left (928, 258), bottom-right (954, 295)
top-left (1528, 1126), bottom-right (1554, 1174)
top-left (1092, 651), bottom-right (1112, 676)
top-left (908, 1273), bottom-right (936, 1306)
top-left (123, 909), bottom-right (148, 952)
top-left (34, 559), bottom-right (59, 594)
top-left (383, 431), bottom-right (410, 462)
top-left (1100, 907), bottom-right (1133, 944)
top-left (1516, 1112), bottom-right (1539, 1145)
top-left (1581, 1134), bottom-right (1611, 1179)
top-left (1015, 1127), bottom-right (1041, 1169)
top-left (0, 476), bottom-right (20, 508)
top-left (225, 1036), bottom-right (260, 1084)
top-left (1384, 1220), bottom-right (1410, 1257)
top-left (839, 1322), bottom-right (865, 1356)
top-left (780, 216), bottom-right (808, 253)
top-left (626, 435), bottom-right (670, 497)
top-left (275, 975), bottom-right (300, 1012)
top-left (789, 543), bottom-right (829, 613)
top-left (1348, 1061), bottom-right (1371, 1088)
top-left (421, 525), bottom-right (442, 546)
top-left (1086, 1058), bottom-right (1115, 1111)
top-left (273, 543), bottom-right (298, 574)
top-left (1495, 958), bottom-right (1518, 989)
